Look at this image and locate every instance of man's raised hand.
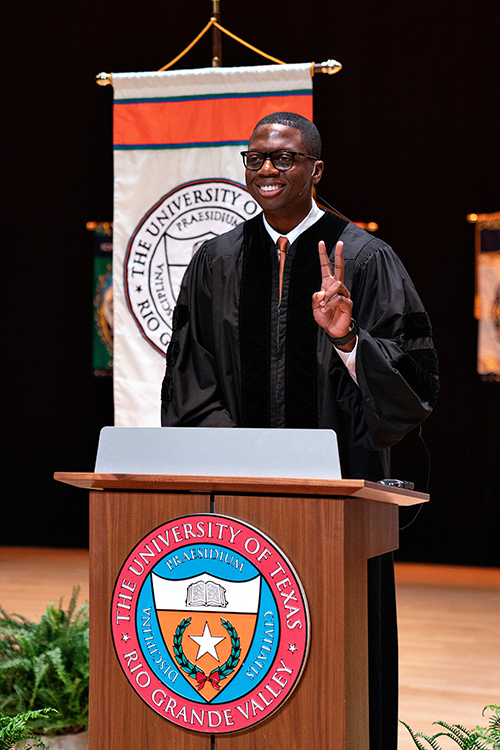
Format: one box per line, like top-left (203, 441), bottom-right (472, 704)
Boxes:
top-left (312, 240), bottom-right (353, 342)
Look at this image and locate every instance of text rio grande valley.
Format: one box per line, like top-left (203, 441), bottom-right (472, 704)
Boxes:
top-left (122, 648), bottom-right (295, 729)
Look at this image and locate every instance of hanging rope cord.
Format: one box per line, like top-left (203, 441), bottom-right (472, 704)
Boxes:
top-left (158, 18), bottom-right (310, 72)
top-left (96, 20), bottom-right (342, 85)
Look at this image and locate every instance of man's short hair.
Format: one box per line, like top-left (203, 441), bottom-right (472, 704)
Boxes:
top-left (252, 112), bottom-right (322, 159)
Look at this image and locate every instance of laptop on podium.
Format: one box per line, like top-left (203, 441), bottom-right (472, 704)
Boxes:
top-left (95, 427), bottom-right (342, 481)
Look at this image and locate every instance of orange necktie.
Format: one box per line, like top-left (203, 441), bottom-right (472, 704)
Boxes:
top-left (277, 236), bottom-right (289, 302)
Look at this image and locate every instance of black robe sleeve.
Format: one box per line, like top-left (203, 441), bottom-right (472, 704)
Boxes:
top-left (161, 244), bottom-right (236, 428)
top-left (338, 225), bottom-right (440, 450)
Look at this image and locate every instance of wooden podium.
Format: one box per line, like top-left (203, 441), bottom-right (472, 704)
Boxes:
top-left (54, 471), bottom-right (427, 750)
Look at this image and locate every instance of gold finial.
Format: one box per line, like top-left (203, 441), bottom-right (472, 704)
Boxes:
top-left (467, 211), bottom-right (500, 228)
top-left (95, 72), bottom-right (112, 86)
top-left (317, 59), bottom-right (343, 75)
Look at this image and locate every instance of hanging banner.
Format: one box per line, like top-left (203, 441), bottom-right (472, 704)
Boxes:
top-left (112, 63), bottom-right (313, 426)
top-left (476, 221), bottom-right (500, 379)
top-left (90, 222), bottom-right (114, 377)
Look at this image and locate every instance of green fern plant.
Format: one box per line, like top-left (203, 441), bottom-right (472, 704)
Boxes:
top-left (0, 708), bottom-right (56, 749)
top-left (401, 704), bottom-right (500, 749)
top-left (0, 588), bottom-right (88, 737)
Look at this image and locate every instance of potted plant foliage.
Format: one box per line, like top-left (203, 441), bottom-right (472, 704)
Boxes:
top-left (401, 704), bottom-right (500, 749)
top-left (0, 588), bottom-right (88, 749)
top-left (0, 708), bottom-right (55, 749)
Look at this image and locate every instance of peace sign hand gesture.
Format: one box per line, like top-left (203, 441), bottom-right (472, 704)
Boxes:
top-left (312, 241), bottom-right (355, 349)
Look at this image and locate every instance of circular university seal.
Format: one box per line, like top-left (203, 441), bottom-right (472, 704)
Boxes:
top-left (124, 179), bottom-right (260, 355)
top-left (111, 514), bottom-right (310, 734)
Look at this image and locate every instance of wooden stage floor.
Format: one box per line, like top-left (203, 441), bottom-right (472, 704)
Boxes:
top-left (1, 547), bottom-right (499, 749)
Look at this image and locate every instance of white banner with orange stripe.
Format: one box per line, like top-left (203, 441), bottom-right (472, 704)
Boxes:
top-left (112, 64), bottom-right (313, 426)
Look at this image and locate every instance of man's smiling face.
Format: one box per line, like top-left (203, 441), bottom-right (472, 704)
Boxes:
top-left (244, 123), bottom-right (323, 234)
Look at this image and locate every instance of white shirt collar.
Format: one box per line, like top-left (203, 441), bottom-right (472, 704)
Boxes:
top-left (263, 200), bottom-right (325, 249)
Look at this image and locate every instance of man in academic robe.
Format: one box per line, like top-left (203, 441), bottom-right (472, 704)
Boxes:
top-left (161, 111), bottom-right (440, 750)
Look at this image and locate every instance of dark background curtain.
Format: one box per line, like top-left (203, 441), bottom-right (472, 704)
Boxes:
top-left (2, 0), bottom-right (499, 566)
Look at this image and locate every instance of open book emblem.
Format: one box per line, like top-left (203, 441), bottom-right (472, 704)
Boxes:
top-left (186, 579), bottom-right (228, 608)
top-left (152, 573), bottom-right (260, 703)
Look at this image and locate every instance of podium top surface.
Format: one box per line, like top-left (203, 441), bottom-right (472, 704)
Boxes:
top-left (55, 427), bottom-right (429, 506)
top-left (53, 472), bottom-right (428, 506)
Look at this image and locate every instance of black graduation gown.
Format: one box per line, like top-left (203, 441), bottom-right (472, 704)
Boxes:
top-left (161, 211), bottom-right (439, 750)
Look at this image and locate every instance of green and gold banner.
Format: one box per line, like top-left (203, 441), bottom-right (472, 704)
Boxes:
top-left (90, 221), bottom-right (113, 376)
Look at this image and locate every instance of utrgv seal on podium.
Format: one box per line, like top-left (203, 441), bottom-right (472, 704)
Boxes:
top-left (110, 514), bottom-right (310, 733)
top-left (124, 179), bottom-right (259, 355)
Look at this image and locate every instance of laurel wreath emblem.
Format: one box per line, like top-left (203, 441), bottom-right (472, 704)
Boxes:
top-left (173, 617), bottom-right (241, 690)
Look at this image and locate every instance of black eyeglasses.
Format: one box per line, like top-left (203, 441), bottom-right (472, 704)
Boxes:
top-left (240, 150), bottom-right (317, 172)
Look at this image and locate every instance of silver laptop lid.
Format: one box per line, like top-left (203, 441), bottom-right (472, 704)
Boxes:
top-left (94, 427), bottom-right (342, 480)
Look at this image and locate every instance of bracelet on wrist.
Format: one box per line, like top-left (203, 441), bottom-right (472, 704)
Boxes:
top-left (326, 319), bottom-right (358, 347)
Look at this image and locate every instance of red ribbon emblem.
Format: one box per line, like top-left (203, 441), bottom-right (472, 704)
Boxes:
top-left (196, 670), bottom-right (221, 690)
